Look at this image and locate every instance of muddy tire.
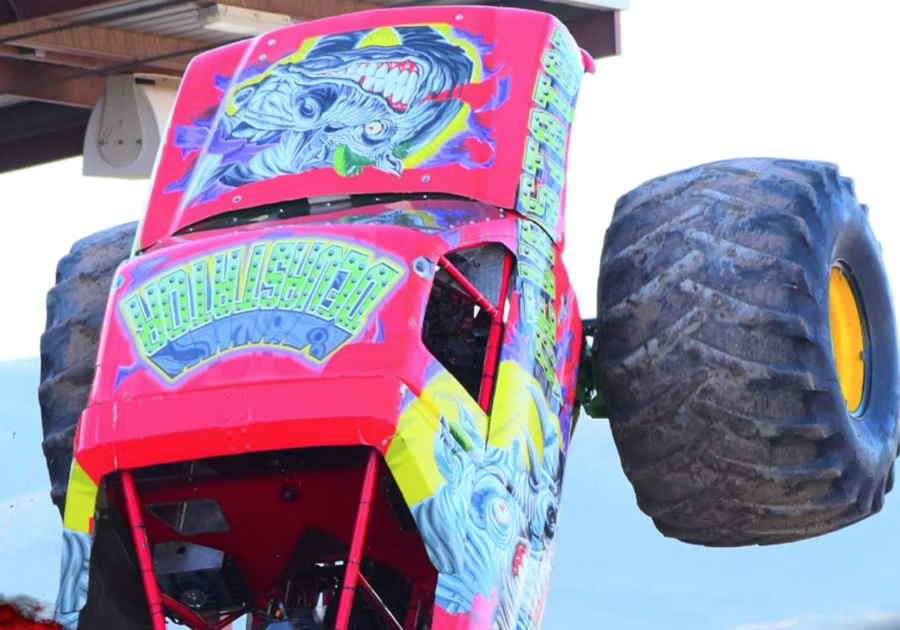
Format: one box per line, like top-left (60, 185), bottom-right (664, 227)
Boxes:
top-left (596, 158), bottom-right (900, 546)
top-left (39, 222), bottom-right (138, 515)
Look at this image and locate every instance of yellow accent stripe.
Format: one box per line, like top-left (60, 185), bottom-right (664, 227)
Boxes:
top-left (385, 369), bottom-right (488, 505)
top-left (63, 461), bottom-right (99, 534)
top-left (488, 361), bottom-right (563, 468)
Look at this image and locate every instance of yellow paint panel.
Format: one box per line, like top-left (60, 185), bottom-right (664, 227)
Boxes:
top-left (489, 361), bottom-right (562, 468)
top-left (386, 397), bottom-right (443, 506)
top-left (63, 461), bottom-right (99, 534)
top-left (420, 369), bottom-right (488, 439)
top-left (386, 368), bottom-right (488, 505)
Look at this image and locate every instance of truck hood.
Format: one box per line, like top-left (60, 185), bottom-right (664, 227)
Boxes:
top-left (138, 6), bottom-right (587, 249)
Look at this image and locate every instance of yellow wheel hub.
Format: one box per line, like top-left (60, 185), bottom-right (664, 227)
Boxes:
top-left (829, 266), bottom-right (866, 413)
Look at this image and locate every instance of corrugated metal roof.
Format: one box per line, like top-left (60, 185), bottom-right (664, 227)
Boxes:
top-left (56, 0), bottom-right (242, 45)
top-left (54, 0), bottom-right (625, 44)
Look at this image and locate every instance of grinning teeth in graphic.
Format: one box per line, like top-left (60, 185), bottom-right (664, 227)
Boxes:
top-left (166, 25), bottom-right (510, 206)
top-left (339, 60), bottom-right (419, 111)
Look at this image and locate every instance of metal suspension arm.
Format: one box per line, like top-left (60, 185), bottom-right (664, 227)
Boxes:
top-left (120, 469), bottom-right (167, 630)
top-left (575, 317), bottom-right (607, 419)
top-left (333, 449), bottom-right (379, 630)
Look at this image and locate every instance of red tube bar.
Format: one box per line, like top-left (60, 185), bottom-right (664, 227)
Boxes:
top-left (333, 449), bottom-right (380, 630)
top-left (433, 276), bottom-right (480, 306)
top-left (358, 573), bottom-right (403, 630)
top-left (120, 470), bottom-right (167, 630)
top-left (438, 255), bottom-right (498, 319)
top-left (478, 252), bottom-right (513, 411)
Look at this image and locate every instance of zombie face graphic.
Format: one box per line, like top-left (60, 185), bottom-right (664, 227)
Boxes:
top-left (169, 25), bottom-right (508, 206)
top-left (413, 381), bottom-right (563, 630)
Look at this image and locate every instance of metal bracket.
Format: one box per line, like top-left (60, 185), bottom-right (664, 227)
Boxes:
top-left (576, 318), bottom-right (607, 419)
top-left (98, 74), bottom-right (143, 168)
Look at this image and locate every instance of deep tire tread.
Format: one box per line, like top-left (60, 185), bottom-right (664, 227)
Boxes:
top-left (597, 158), bottom-right (900, 546)
top-left (39, 222), bottom-right (137, 514)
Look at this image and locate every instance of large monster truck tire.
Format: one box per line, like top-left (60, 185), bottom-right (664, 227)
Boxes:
top-left (596, 158), bottom-right (900, 546)
top-left (39, 222), bottom-right (138, 515)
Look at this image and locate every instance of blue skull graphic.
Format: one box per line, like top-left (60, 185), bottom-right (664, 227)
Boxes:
top-left (412, 381), bottom-right (563, 629)
top-left (170, 25), bottom-right (500, 206)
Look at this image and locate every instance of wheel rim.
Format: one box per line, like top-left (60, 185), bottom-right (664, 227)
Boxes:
top-left (829, 264), bottom-right (867, 414)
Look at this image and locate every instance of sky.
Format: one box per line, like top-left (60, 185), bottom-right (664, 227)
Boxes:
top-left (1, 0), bottom-right (900, 628)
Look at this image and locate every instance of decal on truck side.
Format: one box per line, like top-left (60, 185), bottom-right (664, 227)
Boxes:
top-left (516, 220), bottom-right (563, 414)
top-left (413, 383), bottom-right (561, 630)
top-left (120, 237), bottom-right (404, 380)
top-left (166, 24), bottom-right (510, 206)
top-left (516, 28), bottom-right (583, 239)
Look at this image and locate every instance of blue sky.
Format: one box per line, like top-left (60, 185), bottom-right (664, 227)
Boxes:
top-left (0, 359), bottom-right (65, 603)
top-left (545, 415), bottom-right (900, 630)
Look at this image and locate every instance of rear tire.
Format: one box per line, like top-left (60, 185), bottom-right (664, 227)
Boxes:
top-left (39, 222), bottom-right (137, 515)
top-left (596, 158), bottom-right (900, 546)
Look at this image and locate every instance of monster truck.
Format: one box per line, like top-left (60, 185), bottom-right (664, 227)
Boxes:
top-left (39, 5), bottom-right (898, 630)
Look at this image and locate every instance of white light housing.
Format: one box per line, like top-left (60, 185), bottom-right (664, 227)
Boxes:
top-left (200, 4), bottom-right (292, 37)
top-left (83, 74), bottom-right (179, 178)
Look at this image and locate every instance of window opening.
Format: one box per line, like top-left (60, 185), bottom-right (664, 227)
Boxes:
top-left (422, 244), bottom-right (512, 409)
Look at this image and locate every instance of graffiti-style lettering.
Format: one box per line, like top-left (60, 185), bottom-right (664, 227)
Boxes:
top-left (528, 110), bottom-right (567, 159)
top-left (533, 74), bottom-right (574, 123)
top-left (516, 28), bottom-right (582, 239)
top-left (121, 238), bottom-right (404, 380)
top-left (516, 221), bottom-right (563, 410)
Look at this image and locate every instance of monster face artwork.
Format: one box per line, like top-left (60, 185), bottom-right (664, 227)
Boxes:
top-left (169, 24), bottom-right (509, 206)
top-left (405, 377), bottom-right (563, 630)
